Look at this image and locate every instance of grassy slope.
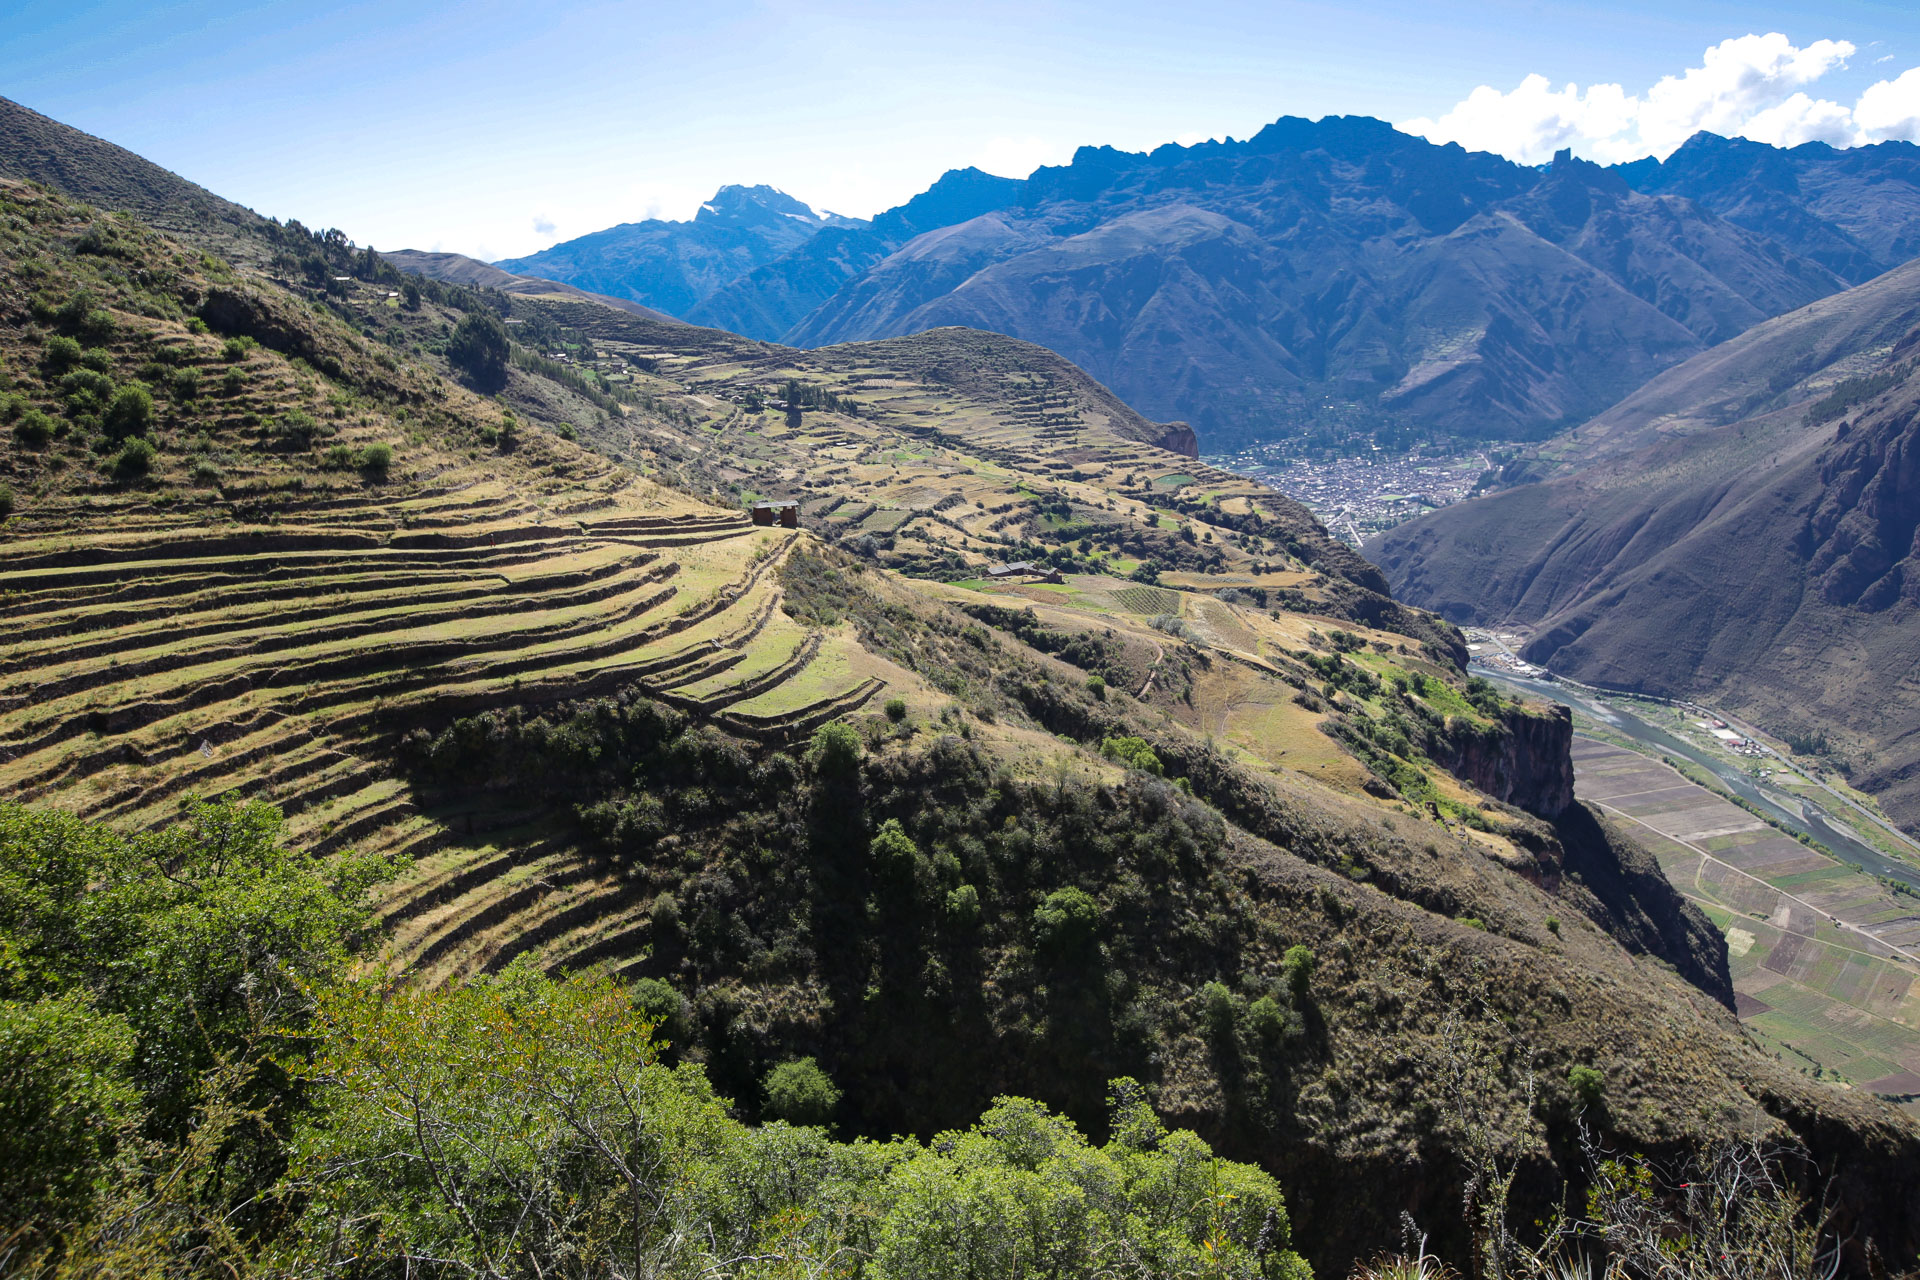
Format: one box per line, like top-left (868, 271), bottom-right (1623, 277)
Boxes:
top-left (0, 177), bottom-right (1916, 1274)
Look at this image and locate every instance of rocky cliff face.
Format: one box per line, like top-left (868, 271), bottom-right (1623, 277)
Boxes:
top-left (1436, 701), bottom-right (1576, 818)
top-left (1151, 420), bottom-right (1199, 458)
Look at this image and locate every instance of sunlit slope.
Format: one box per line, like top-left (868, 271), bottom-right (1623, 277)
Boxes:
top-left (483, 297), bottom-right (1458, 659)
top-left (0, 182), bottom-right (878, 888)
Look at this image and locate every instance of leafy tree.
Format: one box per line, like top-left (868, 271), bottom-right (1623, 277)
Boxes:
top-left (0, 800), bottom-right (392, 1247)
top-left (808, 720), bottom-right (862, 781)
top-left (628, 977), bottom-right (689, 1049)
top-left (1567, 1064), bottom-right (1605, 1109)
top-left (1248, 994), bottom-right (1287, 1042)
top-left (944, 883), bottom-right (982, 928)
top-left (1282, 944), bottom-right (1316, 1001)
top-left (1201, 980), bottom-right (1240, 1038)
top-left (101, 384), bottom-right (153, 440)
top-left (763, 1057), bottom-right (839, 1127)
top-left (0, 992), bottom-right (140, 1229)
top-left (291, 970), bottom-right (1309, 1279)
top-left (447, 310), bottom-right (510, 390)
top-left (1033, 886), bottom-right (1100, 954)
top-left (1099, 734), bottom-right (1163, 775)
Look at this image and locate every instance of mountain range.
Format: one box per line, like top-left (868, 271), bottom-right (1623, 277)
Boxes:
top-left (476, 119), bottom-right (1920, 452)
top-left (8, 91), bottom-right (1920, 1274)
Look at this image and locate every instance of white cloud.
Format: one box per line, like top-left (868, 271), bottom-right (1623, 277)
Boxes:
top-left (1739, 92), bottom-right (1858, 148)
top-left (969, 136), bottom-right (1074, 180)
top-left (1404, 33), bottom-right (1920, 165)
top-left (1857, 67), bottom-right (1920, 141)
top-left (531, 213), bottom-right (556, 236)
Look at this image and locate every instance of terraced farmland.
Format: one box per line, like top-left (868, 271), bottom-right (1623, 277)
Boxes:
top-left (1573, 737), bottom-right (1920, 1108)
top-left (0, 472), bottom-right (891, 972)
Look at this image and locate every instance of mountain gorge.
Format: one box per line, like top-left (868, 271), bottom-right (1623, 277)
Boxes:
top-left (4, 93), bottom-right (1920, 1276)
top-left (1369, 255), bottom-right (1920, 828)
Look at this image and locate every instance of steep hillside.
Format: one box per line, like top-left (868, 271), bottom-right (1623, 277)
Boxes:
top-left (495, 185), bottom-right (861, 317)
top-left (1509, 254), bottom-right (1920, 482)
top-left (1370, 271), bottom-right (1920, 831)
top-left (6, 131), bottom-right (1920, 1274)
top-left (0, 93), bottom-right (262, 250)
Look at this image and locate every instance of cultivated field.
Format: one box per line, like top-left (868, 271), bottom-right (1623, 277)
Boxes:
top-left (1573, 737), bottom-right (1920, 1106)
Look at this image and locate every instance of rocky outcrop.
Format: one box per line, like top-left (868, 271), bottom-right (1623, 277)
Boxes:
top-left (1434, 701), bottom-right (1576, 818)
top-left (1151, 420), bottom-right (1199, 458)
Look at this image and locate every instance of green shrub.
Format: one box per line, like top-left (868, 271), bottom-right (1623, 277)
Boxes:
top-left (1282, 944), bottom-right (1316, 1000)
top-left (1099, 735), bottom-right (1163, 775)
top-left (556, 422), bottom-right (578, 441)
top-left (358, 441), bottom-right (393, 474)
top-left (111, 437), bottom-right (156, 479)
top-left (189, 458), bottom-right (222, 486)
top-left (763, 1056), bottom-right (839, 1127)
top-left (59, 368), bottom-right (115, 415)
top-left (321, 443), bottom-right (356, 469)
top-left (14, 409), bottom-right (54, 447)
top-left (102, 385), bottom-right (153, 441)
top-left (884, 696), bottom-right (908, 722)
top-left (170, 368), bottom-right (199, 401)
top-left (1568, 1064), bottom-right (1605, 1109)
top-left (945, 883), bottom-right (981, 927)
top-left (808, 720), bottom-right (862, 780)
top-left (276, 410), bottom-right (324, 446)
top-left (1200, 980), bottom-right (1239, 1037)
top-left (1085, 674), bottom-right (1107, 700)
top-left (0, 484), bottom-right (12, 518)
top-left (1545, 916), bottom-right (1561, 936)
top-left (1033, 886), bottom-right (1099, 953)
top-left (221, 336), bottom-right (255, 362)
top-left (40, 335), bottom-right (83, 374)
top-left (221, 368), bottom-right (247, 396)
top-left (1248, 994), bottom-right (1287, 1041)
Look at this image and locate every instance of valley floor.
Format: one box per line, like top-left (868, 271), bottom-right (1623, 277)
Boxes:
top-left (1560, 730), bottom-right (1920, 1112)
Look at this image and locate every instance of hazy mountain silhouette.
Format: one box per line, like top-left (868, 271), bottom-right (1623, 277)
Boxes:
top-left (495, 184), bottom-right (863, 317)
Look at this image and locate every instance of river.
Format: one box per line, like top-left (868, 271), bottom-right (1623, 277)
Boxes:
top-left (1475, 667), bottom-right (1920, 894)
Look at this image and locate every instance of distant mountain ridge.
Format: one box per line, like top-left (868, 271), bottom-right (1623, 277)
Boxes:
top-left (378, 249), bottom-right (681, 323)
top-left (494, 183), bottom-right (863, 318)
top-left (508, 117), bottom-right (1920, 451)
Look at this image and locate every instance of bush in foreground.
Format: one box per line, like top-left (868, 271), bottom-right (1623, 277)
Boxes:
top-left (295, 970), bottom-right (1312, 1280)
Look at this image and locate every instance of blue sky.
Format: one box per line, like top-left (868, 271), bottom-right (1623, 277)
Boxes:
top-left (7, 0), bottom-right (1920, 261)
